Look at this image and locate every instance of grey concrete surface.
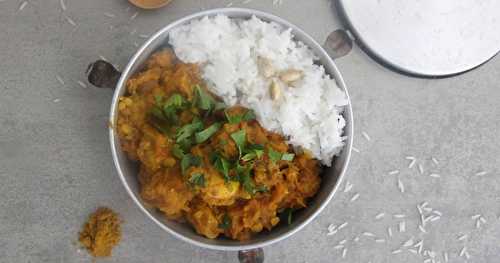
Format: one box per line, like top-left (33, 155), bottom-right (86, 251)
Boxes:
top-left (0, 0), bottom-right (499, 262)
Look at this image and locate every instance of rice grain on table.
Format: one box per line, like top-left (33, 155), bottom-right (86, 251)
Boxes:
top-left (350, 193), bottom-right (360, 202)
top-left (375, 212), bottom-right (385, 220)
top-left (338, 239), bottom-right (347, 245)
top-left (429, 173), bottom-right (441, 178)
top-left (419, 225), bottom-right (427, 233)
top-left (361, 131), bottom-right (371, 141)
top-left (418, 164), bottom-right (424, 174)
top-left (77, 80), bottom-right (87, 88)
top-left (459, 246), bottom-right (467, 257)
top-left (362, 232), bottom-right (375, 237)
top-left (475, 171), bottom-right (488, 176)
top-left (56, 75), bottom-right (65, 85)
top-left (103, 12), bottom-right (116, 18)
top-left (431, 157), bottom-right (439, 165)
top-left (64, 15), bottom-right (77, 26)
top-left (130, 11), bottom-right (139, 20)
top-left (408, 159), bottom-right (416, 168)
top-left (399, 221), bottom-right (406, 232)
top-left (393, 214), bottom-right (405, 218)
top-left (397, 177), bottom-right (405, 193)
top-left (444, 251), bottom-right (449, 262)
top-left (60, 0), bottom-right (66, 11)
top-left (338, 222), bottom-right (348, 230)
top-left (375, 239), bottom-right (385, 243)
top-left (471, 214), bottom-right (481, 220)
top-left (391, 249), bottom-right (402, 254)
top-left (18, 1), bottom-right (27, 11)
top-left (408, 248), bottom-right (418, 254)
top-left (333, 245), bottom-right (344, 250)
top-left (352, 147), bottom-right (360, 153)
top-left (480, 216), bottom-right (486, 223)
top-left (458, 234), bottom-right (467, 241)
top-left (342, 248), bottom-right (347, 258)
top-left (387, 227), bottom-right (393, 237)
top-left (389, 170), bottom-right (399, 175)
top-left (169, 15), bottom-right (348, 165)
top-left (402, 238), bottom-right (414, 247)
top-left (343, 181), bottom-right (353, 193)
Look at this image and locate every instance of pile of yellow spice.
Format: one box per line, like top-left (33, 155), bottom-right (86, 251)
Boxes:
top-left (78, 207), bottom-right (122, 257)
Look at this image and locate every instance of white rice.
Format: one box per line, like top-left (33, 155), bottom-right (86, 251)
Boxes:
top-left (169, 15), bottom-right (348, 165)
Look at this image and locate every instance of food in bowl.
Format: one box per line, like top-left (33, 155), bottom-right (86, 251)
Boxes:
top-left (115, 15), bottom-right (348, 241)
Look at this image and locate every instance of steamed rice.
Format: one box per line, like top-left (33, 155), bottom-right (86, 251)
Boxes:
top-left (169, 15), bottom-right (348, 165)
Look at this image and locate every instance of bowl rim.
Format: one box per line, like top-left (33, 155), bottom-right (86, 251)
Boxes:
top-left (109, 7), bottom-right (354, 251)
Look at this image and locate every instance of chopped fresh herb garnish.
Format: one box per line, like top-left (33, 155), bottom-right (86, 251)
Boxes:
top-left (230, 130), bottom-right (246, 157)
top-left (189, 172), bottom-right (205, 187)
top-left (242, 110), bottom-right (256, 121)
top-left (233, 163), bottom-right (262, 195)
top-left (194, 85), bottom-right (216, 112)
top-left (281, 153), bottom-right (295, 161)
top-left (213, 154), bottom-right (231, 182)
top-left (268, 147), bottom-right (283, 163)
top-left (176, 117), bottom-right (203, 143)
top-left (241, 152), bottom-right (257, 162)
top-left (171, 144), bottom-right (185, 159)
top-left (218, 213), bottom-right (232, 229)
top-left (268, 147), bottom-right (295, 163)
top-left (195, 122), bottom-right (222, 144)
top-left (181, 154), bottom-right (201, 174)
top-left (150, 106), bottom-right (166, 121)
top-left (165, 93), bottom-right (186, 108)
top-left (225, 109), bottom-right (257, 124)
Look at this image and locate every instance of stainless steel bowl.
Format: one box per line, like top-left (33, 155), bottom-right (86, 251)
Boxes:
top-left (96, 7), bottom-right (353, 255)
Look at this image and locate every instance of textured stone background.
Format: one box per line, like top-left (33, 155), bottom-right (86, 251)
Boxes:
top-left (0, 0), bottom-right (499, 262)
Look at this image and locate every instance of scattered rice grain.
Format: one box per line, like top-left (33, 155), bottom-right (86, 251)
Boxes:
top-left (326, 229), bottom-right (337, 236)
top-left (393, 214), bottom-right (406, 218)
top-left (475, 171), bottom-right (488, 176)
top-left (375, 213), bottom-right (385, 220)
top-left (475, 219), bottom-right (481, 229)
top-left (138, 34), bottom-right (149, 39)
top-left (458, 234), bottom-right (467, 241)
top-left (130, 11), bottom-right (139, 20)
top-left (418, 164), bottom-right (424, 174)
top-left (397, 178), bottom-right (405, 193)
top-left (77, 80), bottom-right (87, 88)
top-left (408, 248), bottom-right (418, 254)
top-left (391, 249), bottom-right (402, 254)
top-left (60, 0), bottom-right (66, 11)
top-left (402, 238), bottom-right (414, 247)
top-left (361, 131), bottom-right (371, 141)
top-left (338, 239), bottom-right (347, 245)
top-left (55, 75), bottom-right (65, 85)
top-left (444, 251), bottom-right (449, 262)
top-left (333, 245), bottom-right (344, 250)
top-left (350, 193), bottom-right (360, 202)
top-left (429, 173), bottom-right (441, 178)
top-left (459, 246), bottom-right (467, 257)
top-left (375, 239), bottom-right (385, 243)
top-left (405, 156), bottom-right (415, 160)
top-left (387, 227), bottom-right (393, 237)
top-left (389, 170), bottom-right (400, 175)
top-left (53, 98), bottom-right (60, 103)
top-left (64, 15), bottom-right (77, 26)
top-left (471, 214), bottom-right (481, 220)
top-left (362, 232), bottom-right (375, 237)
top-left (338, 222), bottom-right (348, 230)
top-left (479, 216), bottom-right (486, 223)
top-left (18, 1), bottom-right (27, 11)
top-left (342, 248), bottom-right (347, 258)
top-left (431, 157), bottom-right (439, 165)
top-left (343, 181), bottom-right (353, 193)
top-left (103, 12), bottom-right (115, 18)
top-left (418, 225), bottom-right (427, 233)
top-left (408, 159), bottom-right (416, 168)
top-left (399, 221), bottom-right (406, 232)
top-left (352, 147), bottom-right (360, 153)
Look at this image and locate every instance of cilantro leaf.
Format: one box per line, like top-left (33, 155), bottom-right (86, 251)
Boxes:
top-left (213, 154), bottom-right (231, 182)
top-left (268, 147), bottom-right (282, 163)
top-left (241, 152), bottom-right (257, 162)
top-left (242, 110), bottom-right (256, 121)
top-left (189, 172), bottom-right (205, 187)
top-left (176, 117), bottom-right (203, 143)
top-left (230, 130), bottom-right (246, 157)
top-left (195, 122), bottom-right (222, 144)
top-left (171, 144), bottom-right (185, 159)
top-left (281, 153), bottom-right (295, 161)
top-left (194, 85), bottom-right (216, 112)
top-left (218, 213), bottom-right (232, 230)
top-left (181, 154), bottom-right (201, 174)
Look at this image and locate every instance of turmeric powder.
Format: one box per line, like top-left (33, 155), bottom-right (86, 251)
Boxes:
top-left (78, 207), bottom-right (122, 257)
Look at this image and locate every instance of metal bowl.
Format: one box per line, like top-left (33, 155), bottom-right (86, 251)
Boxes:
top-left (107, 7), bottom-right (353, 252)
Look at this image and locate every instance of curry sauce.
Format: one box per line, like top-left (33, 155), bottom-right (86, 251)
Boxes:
top-left (116, 49), bottom-right (321, 240)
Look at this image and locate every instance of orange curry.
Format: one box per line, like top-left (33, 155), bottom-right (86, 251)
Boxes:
top-left (116, 49), bottom-right (321, 240)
